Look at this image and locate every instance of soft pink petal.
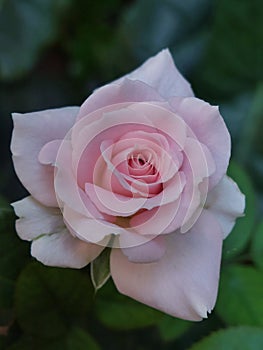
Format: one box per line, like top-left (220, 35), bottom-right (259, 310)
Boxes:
top-left (63, 205), bottom-right (155, 249)
top-left (183, 138), bottom-right (215, 185)
top-left (11, 196), bottom-right (64, 241)
top-left (169, 97), bottom-right (230, 189)
top-left (127, 102), bottom-right (187, 150)
top-left (38, 140), bottom-right (62, 165)
top-left (54, 139), bottom-right (108, 222)
top-left (72, 105), bottom-right (157, 186)
top-left (77, 79), bottom-right (163, 121)
top-left (11, 107), bottom-right (79, 207)
top-left (205, 175), bottom-right (245, 238)
top-left (121, 235), bottom-right (166, 263)
top-left (85, 171), bottom-right (185, 217)
top-left (111, 210), bottom-right (222, 321)
top-left (77, 49), bottom-right (193, 122)
top-left (130, 199), bottom-right (181, 236)
top-left (113, 49), bottom-right (194, 98)
top-left (31, 228), bottom-right (103, 268)
top-left (62, 205), bottom-right (122, 245)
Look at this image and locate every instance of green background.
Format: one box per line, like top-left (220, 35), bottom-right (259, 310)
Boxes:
top-left (0, 0), bottom-right (263, 349)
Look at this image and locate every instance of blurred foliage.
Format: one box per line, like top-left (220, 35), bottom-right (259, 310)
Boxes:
top-left (188, 327), bottom-right (263, 350)
top-left (251, 221), bottom-right (263, 270)
top-left (118, 0), bottom-right (214, 76)
top-left (195, 0), bottom-right (263, 99)
top-left (222, 162), bottom-right (256, 260)
top-left (216, 266), bottom-right (263, 326)
top-left (95, 280), bottom-right (163, 330)
top-left (0, 0), bottom-right (72, 80)
top-left (15, 262), bottom-right (94, 338)
top-left (0, 0), bottom-right (263, 349)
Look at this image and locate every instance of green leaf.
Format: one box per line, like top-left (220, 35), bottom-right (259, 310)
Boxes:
top-left (199, 0), bottom-right (263, 97)
top-left (0, 0), bottom-right (71, 80)
top-left (0, 276), bottom-right (14, 308)
top-left (7, 328), bottom-right (100, 350)
top-left (219, 92), bottom-right (253, 143)
top-left (95, 280), bottom-right (163, 330)
top-left (236, 83), bottom-right (263, 163)
top-left (0, 225), bottom-right (29, 281)
top-left (91, 248), bottom-right (111, 292)
top-left (15, 262), bottom-right (94, 338)
top-left (67, 328), bottom-right (100, 350)
top-left (222, 162), bottom-right (255, 260)
top-left (189, 326), bottom-right (263, 350)
top-left (216, 265), bottom-right (263, 326)
top-left (66, 0), bottom-right (125, 80)
top-left (157, 314), bottom-right (192, 342)
top-left (0, 197), bottom-right (29, 317)
top-left (119, 0), bottom-right (213, 75)
top-left (251, 221), bottom-right (263, 270)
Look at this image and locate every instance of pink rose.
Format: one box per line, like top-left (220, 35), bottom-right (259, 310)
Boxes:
top-left (11, 49), bottom-right (245, 321)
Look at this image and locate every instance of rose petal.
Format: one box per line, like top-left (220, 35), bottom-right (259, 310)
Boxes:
top-left (205, 175), bottom-right (245, 238)
top-left (113, 49), bottom-right (194, 98)
top-left (54, 139), bottom-right (107, 221)
top-left (169, 97), bottom-right (230, 189)
top-left (130, 199), bottom-right (181, 235)
top-left (85, 171), bottom-right (185, 217)
top-left (31, 228), bottom-right (103, 268)
top-left (11, 107), bottom-right (79, 207)
top-left (121, 235), bottom-right (166, 263)
top-left (62, 204), bottom-right (122, 244)
top-left (11, 196), bottom-right (64, 241)
top-left (77, 79), bottom-right (164, 121)
top-left (38, 140), bottom-right (62, 165)
top-left (63, 205), bottom-right (156, 249)
top-left (111, 210), bottom-right (222, 321)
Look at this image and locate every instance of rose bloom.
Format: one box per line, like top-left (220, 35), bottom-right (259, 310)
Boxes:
top-left (11, 50), bottom-right (245, 321)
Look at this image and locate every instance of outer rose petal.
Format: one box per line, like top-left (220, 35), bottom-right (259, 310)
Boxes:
top-left (169, 97), bottom-right (231, 189)
top-left (205, 175), bottom-right (245, 238)
top-left (121, 235), bottom-right (166, 263)
top-left (78, 49), bottom-right (193, 121)
top-left (111, 210), bottom-right (222, 321)
top-left (114, 49), bottom-right (194, 98)
top-left (31, 229), bottom-right (104, 269)
top-left (11, 107), bottom-right (79, 207)
top-left (12, 196), bottom-right (103, 268)
top-left (77, 79), bottom-right (164, 120)
top-left (12, 196), bottom-right (64, 241)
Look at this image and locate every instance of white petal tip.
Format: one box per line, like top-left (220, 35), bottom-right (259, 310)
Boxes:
top-left (194, 303), bottom-right (211, 319)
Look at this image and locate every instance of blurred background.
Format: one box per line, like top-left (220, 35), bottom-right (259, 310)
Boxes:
top-left (0, 0), bottom-right (263, 349)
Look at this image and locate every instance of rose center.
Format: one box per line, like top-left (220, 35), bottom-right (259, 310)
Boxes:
top-left (127, 151), bottom-right (158, 178)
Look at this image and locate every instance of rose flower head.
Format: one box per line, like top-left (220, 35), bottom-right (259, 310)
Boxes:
top-left (11, 49), bottom-right (245, 321)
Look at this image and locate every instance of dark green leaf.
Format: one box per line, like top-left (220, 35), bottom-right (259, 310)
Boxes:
top-left (91, 248), bottom-right (111, 292)
top-left (222, 162), bottom-right (255, 260)
top-left (67, 328), bottom-right (100, 350)
top-left (157, 314), bottom-right (192, 342)
top-left (219, 92), bottom-right (253, 143)
top-left (66, 0), bottom-right (125, 81)
top-left (95, 280), bottom-right (163, 330)
top-left (235, 83), bottom-right (263, 163)
top-left (199, 0), bottom-right (263, 97)
top-left (7, 328), bottom-right (100, 350)
top-left (189, 326), bottom-right (263, 350)
top-left (15, 262), bottom-right (93, 338)
top-left (0, 197), bottom-right (29, 290)
top-left (251, 221), bottom-right (263, 270)
top-left (0, 276), bottom-right (14, 309)
top-left (0, 0), bottom-right (71, 80)
top-left (119, 0), bottom-right (213, 75)
top-left (216, 265), bottom-right (263, 326)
